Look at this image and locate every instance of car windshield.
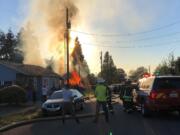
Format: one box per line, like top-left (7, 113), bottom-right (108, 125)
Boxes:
top-left (50, 92), bottom-right (63, 99)
top-left (154, 78), bottom-right (180, 89)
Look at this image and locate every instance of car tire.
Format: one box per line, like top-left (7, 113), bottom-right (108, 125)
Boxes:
top-left (141, 103), bottom-right (151, 117)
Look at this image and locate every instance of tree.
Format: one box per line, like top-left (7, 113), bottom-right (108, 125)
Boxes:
top-left (0, 29), bottom-right (23, 63)
top-left (115, 68), bottom-right (127, 82)
top-left (71, 37), bottom-right (90, 76)
top-left (71, 37), bottom-right (84, 65)
top-left (100, 51), bottom-right (117, 84)
top-left (0, 31), bottom-right (5, 58)
top-left (154, 54), bottom-right (180, 75)
top-left (154, 61), bottom-right (170, 75)
top-left (0, 29), bottom-right (16, 61)
top-left (175, 57), bottom-right (180, 75)
top-left (14, 30), bottom-right (24, 63)
top-left (129, 66), bottom-right (148, 81)
top-left (87, 73), bottom-right (97, 86)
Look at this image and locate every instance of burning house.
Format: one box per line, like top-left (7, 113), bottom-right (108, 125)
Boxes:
top-left (0, 61), bottom-right (62, 100)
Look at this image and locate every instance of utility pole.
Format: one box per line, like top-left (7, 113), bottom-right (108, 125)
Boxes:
top-left (65, 8), bottom-right (71, 87)
top-left (100, 51), bottom-right (103, 77)
top-left (79, 65), bottom-right (80, 77)
top-left (148, 65), bottom-right (151, 75)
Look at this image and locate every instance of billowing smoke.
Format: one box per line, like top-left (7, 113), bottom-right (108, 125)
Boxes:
top-left (20, 0), bottom-right (78, 74)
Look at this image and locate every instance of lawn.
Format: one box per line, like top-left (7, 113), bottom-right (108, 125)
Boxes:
top-left (0, 108), bottom-right (42, 128)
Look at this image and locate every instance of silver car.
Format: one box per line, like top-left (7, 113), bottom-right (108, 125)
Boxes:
top-left (41, 89), bottom-right (84, 115)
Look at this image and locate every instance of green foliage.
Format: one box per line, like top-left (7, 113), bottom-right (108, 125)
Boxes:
top-left (87, 73), bottom-right (97, 85)
top-left (0, 29), bottom-right (23, 63)
top-left (154, 53), bottom-right (180, 75)
top-left (100, 51), bottom-right (126, 84)
top-left (129, 66), bottom-right (148, 81)
top-left (175, 57), bottom-right (180, 74)
top-left (0, 85), bottom-right (26, 104)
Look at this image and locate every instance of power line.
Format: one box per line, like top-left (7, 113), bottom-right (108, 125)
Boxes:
top-left (80, 40), bottom-right (180, 48)
top-left (70, 20), bottom-right (180, 37)
top-left (70, 30), bottom-right (180, 44)
top-left (82, 31), bottom-right (180, 44)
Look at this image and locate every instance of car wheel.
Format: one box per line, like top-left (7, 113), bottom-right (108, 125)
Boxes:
top-left (141, 103), bottom-right (151, 117)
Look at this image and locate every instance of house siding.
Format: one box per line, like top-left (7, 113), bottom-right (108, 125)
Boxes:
top-left (0, 64), bottom-right (16, 82)
top-left (0, 63), bottom-right (61, 101)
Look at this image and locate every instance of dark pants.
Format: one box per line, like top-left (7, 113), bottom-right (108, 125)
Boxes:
top-left (94, 101), bottom-right (109, 122)
top-left (107, 98), bottom-right (114, 111)
top-left (62, 102), bottom-right (79, 123)
top-left (123, 100), bottom-right (133, 110)
top-left (42, 95), bottom-right (47, 102)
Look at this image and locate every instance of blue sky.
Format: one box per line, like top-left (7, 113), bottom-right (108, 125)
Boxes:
top-left (0, 0), bottom-right (180, 74)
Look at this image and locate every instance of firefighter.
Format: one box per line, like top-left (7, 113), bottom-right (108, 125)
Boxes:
top-left (107, 85), bottom-right (114, 114)
top-left (93, 78), bottom-right (109, 123)
top-left (122, 80), bottom-right (134, 113)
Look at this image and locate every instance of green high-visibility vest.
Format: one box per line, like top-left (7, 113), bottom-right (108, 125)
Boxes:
top-left (123, 96), bottom-right (132, 102)
top-left (95, 84), bottom-right (107, 102)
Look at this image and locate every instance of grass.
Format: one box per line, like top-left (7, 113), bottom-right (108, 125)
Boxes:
top-left (0, 109), bottom-right (42, 128)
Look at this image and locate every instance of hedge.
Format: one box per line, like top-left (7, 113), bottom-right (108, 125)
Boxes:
top-left (0, 85), bottom-right (26, 104)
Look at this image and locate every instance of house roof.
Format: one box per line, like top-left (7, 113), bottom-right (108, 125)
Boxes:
top-left (0, 61), bottom-right (62, 79)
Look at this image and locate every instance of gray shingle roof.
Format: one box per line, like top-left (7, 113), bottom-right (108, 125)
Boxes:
top-left (0, 61), bottom-right (62, 78)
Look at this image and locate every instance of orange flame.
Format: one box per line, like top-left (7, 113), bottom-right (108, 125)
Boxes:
top-left (69, 71), bottom-right (81, 86)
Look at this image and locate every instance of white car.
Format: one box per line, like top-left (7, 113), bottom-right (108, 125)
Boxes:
top-left (41, 89), bottom-right (84, 115)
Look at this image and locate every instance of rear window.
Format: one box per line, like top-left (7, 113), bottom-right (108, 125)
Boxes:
top-left (154, 78), bottom-right (180, 90)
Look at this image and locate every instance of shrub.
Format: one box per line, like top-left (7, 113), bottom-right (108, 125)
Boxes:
top-left (0, 85), bottom-right (26, 104)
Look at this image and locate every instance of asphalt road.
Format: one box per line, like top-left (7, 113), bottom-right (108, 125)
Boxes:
top-left (1, 96), bottom-right (180, 135)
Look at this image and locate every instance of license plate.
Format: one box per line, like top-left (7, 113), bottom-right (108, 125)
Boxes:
top-left (169, 93), bottom-right (178, 98)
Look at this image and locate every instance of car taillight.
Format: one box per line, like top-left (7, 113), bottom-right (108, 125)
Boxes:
top-left (149, 91), bottom-right (158, 100)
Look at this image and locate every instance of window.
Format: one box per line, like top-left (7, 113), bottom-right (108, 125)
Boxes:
top-left (154, 78), bottom-right (180, 90)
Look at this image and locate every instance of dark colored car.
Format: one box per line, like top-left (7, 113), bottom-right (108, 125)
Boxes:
top-left (134, 76), bottom-right (180, 116)
top-left (41, 89), bottom-right (84, 116)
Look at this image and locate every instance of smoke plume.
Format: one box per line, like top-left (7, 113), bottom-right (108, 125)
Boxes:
top-left (21, 0), bottom-right (78, 74)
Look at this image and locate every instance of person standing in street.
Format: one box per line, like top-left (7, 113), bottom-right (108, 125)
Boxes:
top-left (122, 80), bottom-right (134, 113)
top-left (94, 78), bottom-right (109, 123)
top-left (107, 85), bottom-right (114, 114)
top-left (42, 85), bottom-right (48, 102)
top-left (62, 85), bottom-right (80, 124)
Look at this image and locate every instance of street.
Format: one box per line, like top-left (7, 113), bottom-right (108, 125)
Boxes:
top-left (1, 96), bottom-right (180, 135)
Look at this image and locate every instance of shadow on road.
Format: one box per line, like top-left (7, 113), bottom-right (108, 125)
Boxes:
top-left (2, 98), bottom-right (180, 135)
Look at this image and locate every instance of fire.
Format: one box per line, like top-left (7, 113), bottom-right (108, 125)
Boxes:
top-left (20, 0), bottom-right (79, 75)
top-left (64, 71), bottom-right (81, 86)
top-left (20, 0), bottom-right (95, 78)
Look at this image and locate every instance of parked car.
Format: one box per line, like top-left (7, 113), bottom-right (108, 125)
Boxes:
top-left (134, 76), bottom-right (180, 116)
top-left (42, 89), bottom-right (84, 115)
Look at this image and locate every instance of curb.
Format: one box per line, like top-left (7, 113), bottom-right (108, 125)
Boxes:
top-left (0, 112), bottom-right (99, 132)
